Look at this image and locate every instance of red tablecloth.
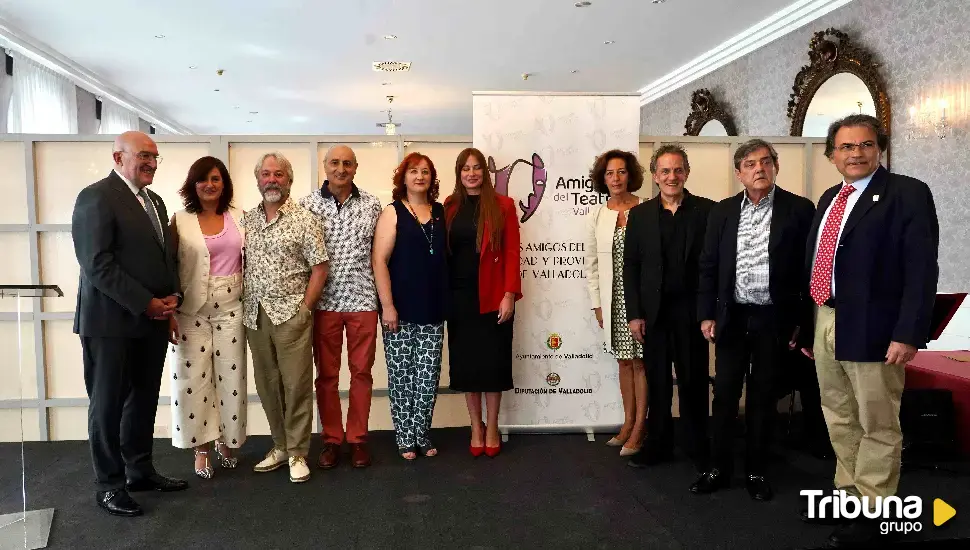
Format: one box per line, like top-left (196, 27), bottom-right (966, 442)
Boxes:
top-left (906, 351), bottom-right (970, 457)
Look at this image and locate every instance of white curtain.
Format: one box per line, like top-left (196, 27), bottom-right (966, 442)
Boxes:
top-left (98, 98), bottom-right (139, 134)
top-left (6, 51), bottom-right (78, 134)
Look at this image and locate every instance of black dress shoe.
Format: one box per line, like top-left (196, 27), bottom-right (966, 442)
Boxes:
top-left (126, 473), bottom-right (189, 492)
top-left (745, 474), bottom-right (773, 501)
top-left (689, 469), bottom-right (728, 494)
top-left (96, 489), bottom-right (143, 517)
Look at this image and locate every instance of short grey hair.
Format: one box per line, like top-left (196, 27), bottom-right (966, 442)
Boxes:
top-left (649, 144), bottom-right (690, 174)
top-left (733, 139), bottom-right (779, 170)
top-left (254, 152), bottom-right (294, 184)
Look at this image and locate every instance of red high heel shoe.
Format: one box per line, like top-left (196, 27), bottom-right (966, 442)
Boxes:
top-left (484, 443), bottom-right (501, 458)
top-left (470, 421), bottom-right (485, 457)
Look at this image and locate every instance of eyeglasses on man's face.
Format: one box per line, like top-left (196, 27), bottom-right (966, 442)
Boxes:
top-left (131, 151), bottom-right (163, 164)
top-left (836, 141), bottom-right (877, 153)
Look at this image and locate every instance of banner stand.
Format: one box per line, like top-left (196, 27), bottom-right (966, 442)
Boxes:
top-left (473, 91), bottom-right (642, 436)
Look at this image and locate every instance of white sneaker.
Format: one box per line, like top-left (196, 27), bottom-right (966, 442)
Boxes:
top-left (253, 447), bottom-right (287, 473)
top-left (289, 456), bottom-right (310, 483)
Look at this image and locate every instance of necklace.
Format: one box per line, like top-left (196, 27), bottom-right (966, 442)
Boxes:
top-left (405, 200), bottom-right (434, 255)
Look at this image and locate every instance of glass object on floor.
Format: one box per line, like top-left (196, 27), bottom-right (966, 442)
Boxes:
top-left (0, 285), bottom-right (61, 550)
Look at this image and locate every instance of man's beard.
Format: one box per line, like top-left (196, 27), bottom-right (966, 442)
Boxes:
top-left (263, 188), bottom-right (284, 203)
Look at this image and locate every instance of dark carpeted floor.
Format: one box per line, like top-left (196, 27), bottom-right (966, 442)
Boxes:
top-left (1, 422), bottom-right (967, 549)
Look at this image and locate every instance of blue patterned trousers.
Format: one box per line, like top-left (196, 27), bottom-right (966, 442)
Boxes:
top-left (382, 322), bottom-right (444, 450)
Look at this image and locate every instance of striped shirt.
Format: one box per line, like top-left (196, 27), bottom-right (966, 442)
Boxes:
top-left (734, 186), bottom-right (774, 305)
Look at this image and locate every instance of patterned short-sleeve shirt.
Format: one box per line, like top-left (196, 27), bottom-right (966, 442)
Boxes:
top-left (242, 197), bottom-right (329, 328)
top-left (298, 181), bottom-right (382, 312)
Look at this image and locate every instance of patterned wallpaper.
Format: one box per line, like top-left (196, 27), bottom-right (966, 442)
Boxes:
top-left (641, 0), bottom-right (970, 292)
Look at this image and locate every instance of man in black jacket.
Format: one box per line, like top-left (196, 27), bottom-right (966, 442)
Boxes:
top-left (799, 115), bottom-right (938, 547)
top-left (624, 144), bottom-right (714, 472)
top-left (72, 131), bottom-right (188, 517)
top-left (693, 139), bottom-right (815, 500)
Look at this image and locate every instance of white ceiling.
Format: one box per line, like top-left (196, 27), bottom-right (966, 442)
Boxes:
top-left (0, 0), bottom-right (804, 135)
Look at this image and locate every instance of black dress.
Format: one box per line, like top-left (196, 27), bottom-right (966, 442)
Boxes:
top-left (447, 195), bottom-right (515, 392)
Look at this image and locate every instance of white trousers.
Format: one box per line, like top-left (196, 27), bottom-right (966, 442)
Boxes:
top-left (170, 273), bottom-right (247, 449)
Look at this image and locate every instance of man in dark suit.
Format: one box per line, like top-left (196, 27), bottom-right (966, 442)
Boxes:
top-left (72, 131), bottom-right (188, 517)
top-left (624, 144), bottom-right (714, 472)
top-left (798, 115), bottom-right (938, 547)
top-left (693, 139), bottom-right (815, 500)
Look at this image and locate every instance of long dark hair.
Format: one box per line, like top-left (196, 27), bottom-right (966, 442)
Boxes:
top-left (179, 156), bottom-right (233, 214)
top-left (444, 147), bottom-right (504, 251)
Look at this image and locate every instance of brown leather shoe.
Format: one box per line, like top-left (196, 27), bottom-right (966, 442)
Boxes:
top-left (317, 443), bottom-right (340, 470)
top-left (351, 443), bottom-right (371, 468)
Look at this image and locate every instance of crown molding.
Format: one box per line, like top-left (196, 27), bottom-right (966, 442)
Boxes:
top-left (0, 16), bottom-right (194, 135)
top-left (638, 0), bottom-right (855, 105)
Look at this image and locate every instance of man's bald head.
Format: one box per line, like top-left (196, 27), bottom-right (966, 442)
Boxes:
top-left (323, 144), bottom-right (358, 190)
top-left (112, 131), bottom-right (159, 188)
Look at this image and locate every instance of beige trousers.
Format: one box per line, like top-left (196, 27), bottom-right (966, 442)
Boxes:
top-left (814, 305), bottom-right (906, 501)
top-left (247, 304), bottom-right (314, 458)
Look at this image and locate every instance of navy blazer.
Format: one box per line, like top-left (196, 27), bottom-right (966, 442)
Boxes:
top-left (697, 186), bottom-right (816, 340)
top-left (800, 166), bottom-right (939, 362)
top-left (72, 171), bottom-right (180, 338)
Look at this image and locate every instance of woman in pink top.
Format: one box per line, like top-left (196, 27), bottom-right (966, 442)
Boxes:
top-left (168, 157), bottom-right (246, 479)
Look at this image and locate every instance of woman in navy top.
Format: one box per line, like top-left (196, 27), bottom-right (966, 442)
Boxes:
top-left (372, 152), bottom-right (447, 460)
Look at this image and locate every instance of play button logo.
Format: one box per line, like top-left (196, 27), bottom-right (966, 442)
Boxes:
top-left (933, 498), bottom-right (956, 527)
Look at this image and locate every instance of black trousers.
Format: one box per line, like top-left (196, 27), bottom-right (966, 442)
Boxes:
top-left (643, 295), bottom-right (711, 471)
top-left (81, 331), bottom-right (168, 491)
top-left (711, 304), bottom-right (786, 477)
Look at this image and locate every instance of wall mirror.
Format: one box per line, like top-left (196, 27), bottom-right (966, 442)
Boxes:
top-left (787, 28), bottom-right (890, 139)
top-left (684, 89), bottom-right (738, 136)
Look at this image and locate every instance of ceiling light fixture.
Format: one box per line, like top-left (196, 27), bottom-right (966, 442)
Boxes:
top-left (249, 111), bottom-right (258, 115)
top-left (154, 34), bottom-right (165, 39)
top-left (214, 88), bottom-right (220, 92)
top-left (382, 81), bottom-right (392, 86)
top-left (570, 69), bottom-right (580, 74)
top-left (377, 96), bottom-right (400, 135)
top-left (574, 1), bottom-right (592, 6)
top-left (604, 40), bottom-right (615, 45)
top-left (372, 61), bottom-right (412, 73)
top-left (188, 65), bottom-right (197, 69)
top-left (383, 34), bottom-right (398, 40)
top-left (652, 0), bottom-right (667, 4)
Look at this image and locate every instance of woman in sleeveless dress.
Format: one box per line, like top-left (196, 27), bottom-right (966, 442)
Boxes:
top-left (585, 149), bottom-right (647, 456)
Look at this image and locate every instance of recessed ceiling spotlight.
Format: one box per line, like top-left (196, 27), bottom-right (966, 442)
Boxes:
top-left (154, 34), bottom-right (165, 39)
top-left (603, 40), bottom-right (615, 45)
top-left (570, 69), bottom-right (580, 74)
top-left (188, 65), bottom-right (197, 69)
top-left (574, 1), bottom-right (592, 6)
top-left (214, 88), bottom-right (220, 92)
top-left (249, 111), bottom-right (258, 115)
top-left (652, 0), bottom-right (667, 4)
top-left (233, 105), bottom-right (240, 109)
top-left (246, 120), bottom-right (252, 123)
top-left (382, 81), bottom-right (392, 86)
top-left (383, 34), bottom-right (398, 40)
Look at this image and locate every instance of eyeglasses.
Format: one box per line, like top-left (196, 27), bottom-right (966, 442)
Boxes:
top-left (836, 141), bottom-right (876, 153)
top-left (132, 152), bottom-right (163, 164)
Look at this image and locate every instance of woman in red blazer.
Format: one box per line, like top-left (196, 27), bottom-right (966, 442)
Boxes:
top-left (444, 147), bottom-right (522, 458)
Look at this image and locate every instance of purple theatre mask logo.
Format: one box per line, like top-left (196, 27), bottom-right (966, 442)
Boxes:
top-left (487, 153), bottom-right (547, 223)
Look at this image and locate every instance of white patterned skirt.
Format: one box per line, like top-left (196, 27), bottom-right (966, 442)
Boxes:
top-left (170, 273), bottom-right (248, 449)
